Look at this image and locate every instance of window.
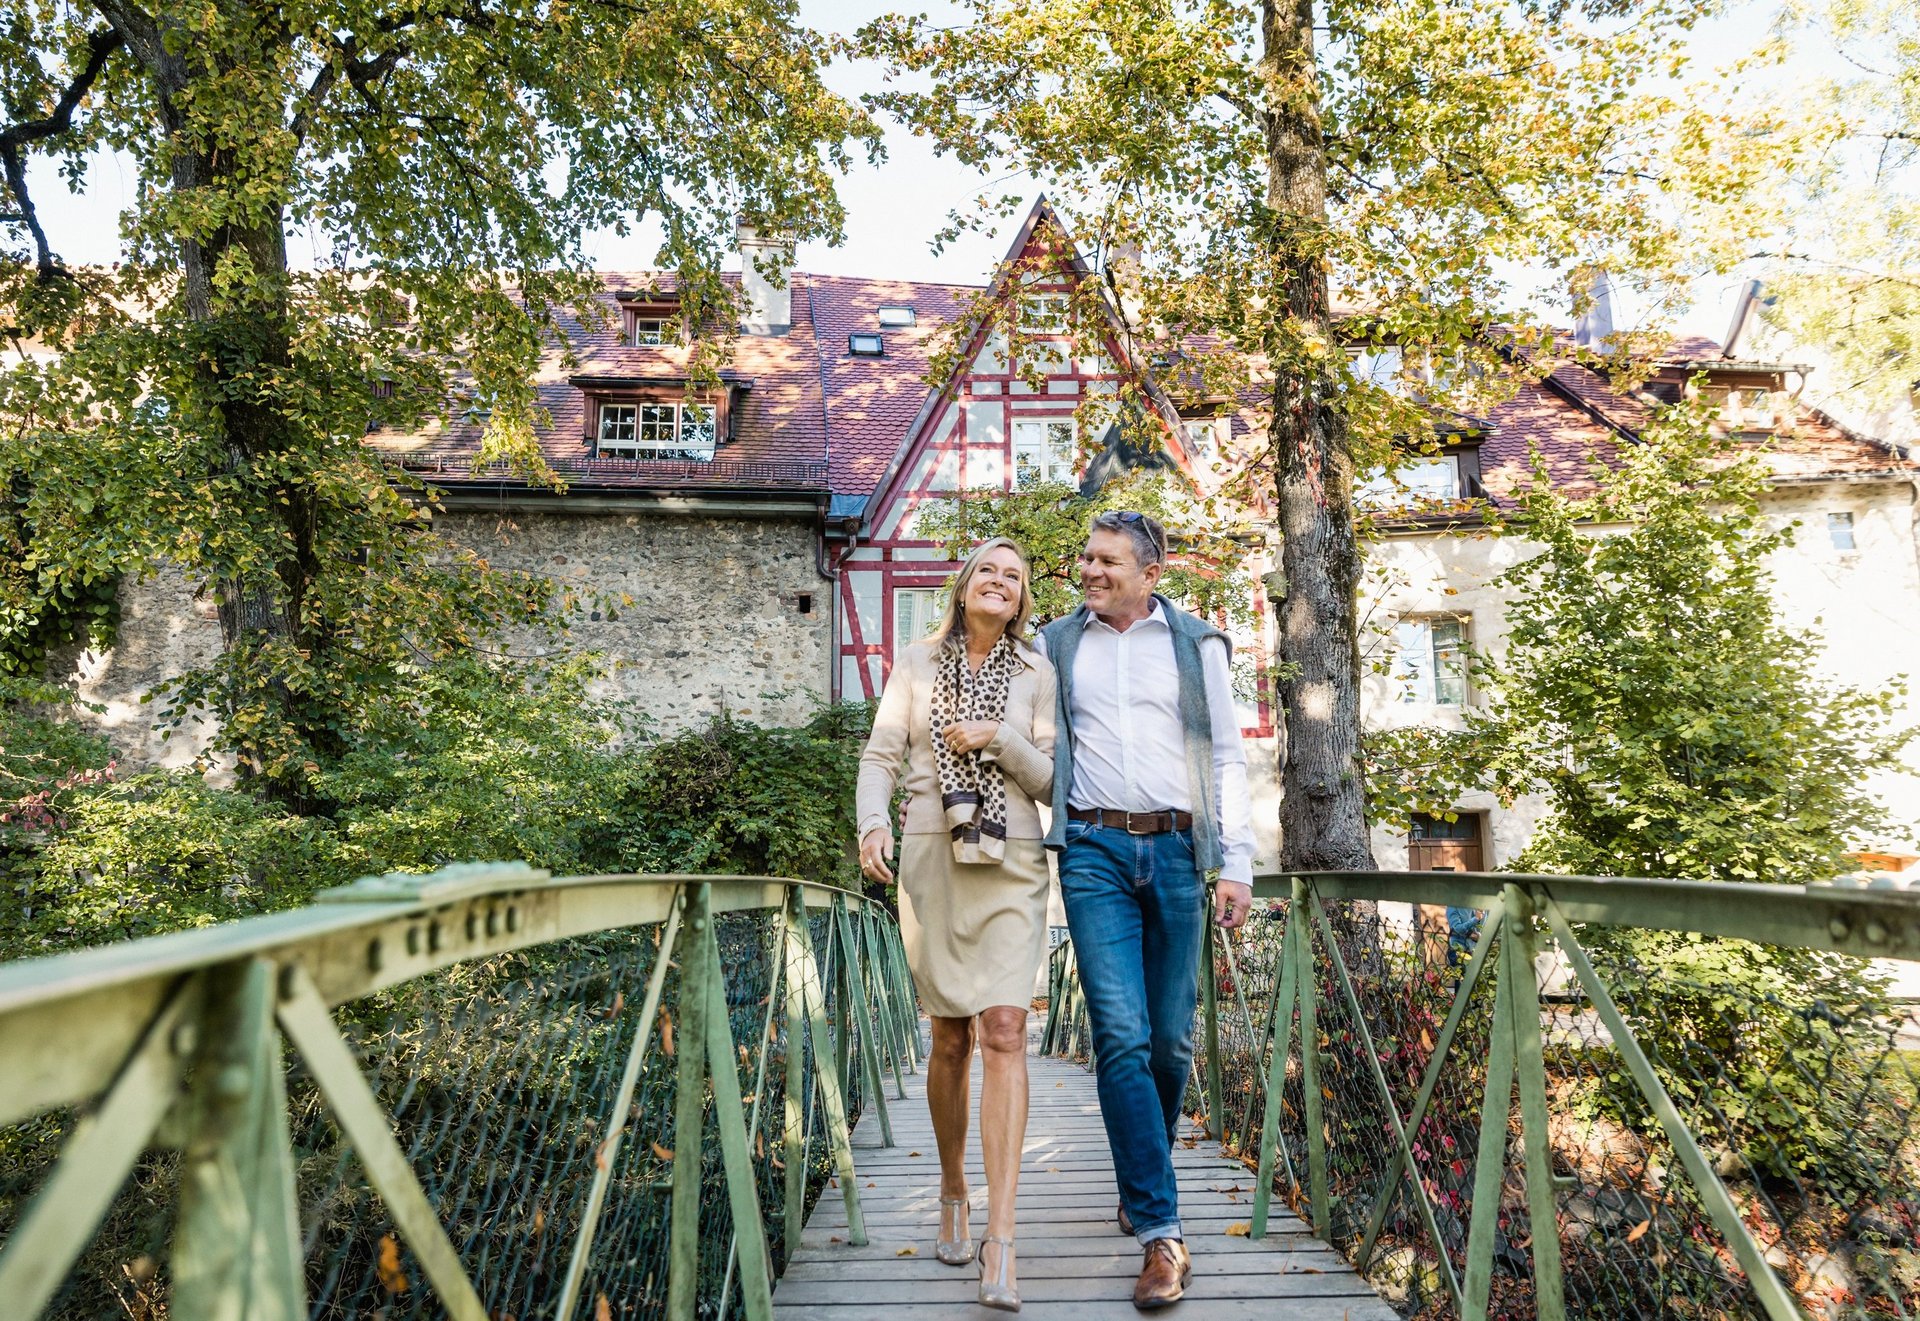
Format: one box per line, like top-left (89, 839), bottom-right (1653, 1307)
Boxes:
top-left (680, 403), bottom-right (718, 452)
top-left (1391, 617), bottom-right (1467, 705)
top-left (1829, 511), bottom-right (1856, 551)
top-left (1357, 456), bottom-right (1460, 508)
top-left (630, 316), bottom-right (673, 346)
top-left (598, 403), bottom-right (637, 449)
top-left (1021, 293), bottom-right (1069, 334)
top-left (876, 305), bottom-right (916, 327)
top-left (894, 588), bottom-right (942, 652)
top-left (849, 332), bottom-right (884, 356)
top-left (597, 401), bottom-right (718, 459)
top-left (1011, 419), bottom-right (1076, 488)
top-left (1710, 385), bottom-right (1776, 431)
top-left (1182, 417), bottom-right (1222, 456)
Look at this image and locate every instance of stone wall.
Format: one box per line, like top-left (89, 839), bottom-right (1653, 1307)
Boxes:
top-left (434, 508), bottom-right (833, 732)
top-left (53, 507), bottom-right (836, 770)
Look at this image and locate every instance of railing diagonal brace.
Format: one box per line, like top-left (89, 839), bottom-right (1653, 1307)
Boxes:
top-left (1356, 908), bottom-right (1504, 1272)
top-left (553, 888), bottom-right (685, 1321)
top-left (0, 974), bottom-right (200, 1321)
top-left (1541, 895), bottom-right (1804, 1321)
top-left (1250, 907), bottom-right (1301, 1238)
top-left (1310, 899), bottom-right (1465, 1312)
top-left (701, 917), bottom-right (775, 1321)
top-left (788, 889), bottom-right (867, 1245)
top-left (1463, 921), bottom-right (1517, 1320)
top-left (277, 965), bottom-right (489, 1321)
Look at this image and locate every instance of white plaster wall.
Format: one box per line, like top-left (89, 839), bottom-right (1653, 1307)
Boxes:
top-left (1360, 477), bottom-right (1920, 869)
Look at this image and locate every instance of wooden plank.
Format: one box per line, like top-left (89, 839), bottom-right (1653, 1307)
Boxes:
top-left (772, 1025), bottom-right (1393, 1319)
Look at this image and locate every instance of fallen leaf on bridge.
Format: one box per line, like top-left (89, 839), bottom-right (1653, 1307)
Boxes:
top-left (1225, 1223), bottom-right (1250, 1237)
top-left (896, 1246), bottom-right (917, 1256)
top-left (651, 1141), bottom-right (674, 1162)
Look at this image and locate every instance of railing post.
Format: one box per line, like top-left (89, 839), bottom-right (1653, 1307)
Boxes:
top-left (1503, 882), bottom-right (1567, 1321)
top-left (1250, 907), bottom-right (1301, 1239)
top-left (1201, 908), bottom-right (1225, 1141)
top-left (782, 891), bottom-right (809, 1261)
top-left (784, 888), bottom-right (868, 1245)
top-left (171, 958), bottom-right (306, 1321)
top-left (1463, 915), bottom-right (1516, 1320)
top-left (668, 884), bottom-right (715, 1321)
top-left (1294, 876), bottom-right (1331, 1238)
top-left (832, 895), bottom-right (895, 1144)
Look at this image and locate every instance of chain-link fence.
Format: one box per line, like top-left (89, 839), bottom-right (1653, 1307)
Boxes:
top-left (1045, 872), bottom-right (1920, 1320)
top-left (0, 870), bottom-right (917, 1321)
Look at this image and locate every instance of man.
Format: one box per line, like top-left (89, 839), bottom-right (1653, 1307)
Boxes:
top-left (1039, 510), bottom-right (1254, 1310)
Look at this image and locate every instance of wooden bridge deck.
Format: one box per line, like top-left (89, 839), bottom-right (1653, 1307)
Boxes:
top-left (773, 1034), bottom-right (1398, 1320)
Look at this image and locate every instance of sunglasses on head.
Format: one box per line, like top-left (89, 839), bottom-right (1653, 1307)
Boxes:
top-left (1114, 510), bottom-right (1166, 549)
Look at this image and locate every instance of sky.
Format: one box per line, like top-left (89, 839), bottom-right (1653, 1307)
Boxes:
top-left (23, 0), bottom-right (1827, 347)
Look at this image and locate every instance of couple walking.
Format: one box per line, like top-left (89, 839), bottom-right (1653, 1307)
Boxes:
top-left (856, 511), bottom-right (1254, 1312)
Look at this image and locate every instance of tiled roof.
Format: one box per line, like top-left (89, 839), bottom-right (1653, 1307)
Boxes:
top-left (369, 280), bottom-right (1913, 505)
top-left (804, 274), bottom-right (980, 495)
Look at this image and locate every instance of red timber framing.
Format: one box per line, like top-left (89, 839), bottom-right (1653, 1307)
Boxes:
top-left (833, 198), bottom-right (1277, 741)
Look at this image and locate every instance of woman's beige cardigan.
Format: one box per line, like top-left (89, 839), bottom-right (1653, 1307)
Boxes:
top-left (856, 638), bottom-right (1057, 840)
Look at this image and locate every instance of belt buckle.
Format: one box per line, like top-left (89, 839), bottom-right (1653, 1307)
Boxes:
top-left (1125, 812), bottom-right (1156, 836)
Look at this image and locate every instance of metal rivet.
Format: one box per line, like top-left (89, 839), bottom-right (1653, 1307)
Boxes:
top-left (1866, 918), bottom-right (1889, 945)
top-left (368, 938), bottom-right (384, 972)
top-left (486, 908), bottom-right (499, 938)
top-left (1829, 915), bottom-right (1852, 941)
top-left (406, 926), bottom-right (422, 956)
top-left (428, 921), bottom-right (443, 953)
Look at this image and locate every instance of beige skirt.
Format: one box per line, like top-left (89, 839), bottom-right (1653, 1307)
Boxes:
top-left (897, 834), bottom-right (1050, 1020)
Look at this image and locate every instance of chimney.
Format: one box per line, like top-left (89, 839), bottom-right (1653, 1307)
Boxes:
top-left (736, 217), bottom-right (793, 336)
top-left (1571, 267), bottom-right (1613, 350)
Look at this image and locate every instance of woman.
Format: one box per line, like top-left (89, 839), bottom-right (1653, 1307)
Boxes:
top-left (857, 536), bottom-right (1056, 1313)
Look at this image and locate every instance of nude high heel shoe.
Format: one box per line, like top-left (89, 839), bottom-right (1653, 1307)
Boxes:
top-left (978, 1235), bottom-right (1019, 1312)
top-left (935, 1195), bottom-right (974, 1265)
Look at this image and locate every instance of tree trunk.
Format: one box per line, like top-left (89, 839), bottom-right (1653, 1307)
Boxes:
top-left (1263, 0), bottom-right (1376, 873)
top-left (105, 1), bottom-right (333, 794)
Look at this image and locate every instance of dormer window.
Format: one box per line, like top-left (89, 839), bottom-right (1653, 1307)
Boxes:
top-left (1358, 456), bottom-right (1459, 507)
top-left (620, 299), bottom-right (681, 346)
top-left (1708, 384), bottom-right (1777, 432)
top-left (849, 332), bottom-right (884, 357)
top-left (630, 317), bottom-right (674, 346)
top-left (596, 400), bottom-right (718, 460)
top-left (877, 305), bottom-right (916, 327)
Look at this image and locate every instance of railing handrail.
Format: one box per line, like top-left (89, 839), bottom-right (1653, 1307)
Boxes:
top-left (0, 866), bottom-right (894, 1129)
top-left (0, 864), bottom-right (919, 1321)
top-left (1254, 869), bottom-right (1920, 961)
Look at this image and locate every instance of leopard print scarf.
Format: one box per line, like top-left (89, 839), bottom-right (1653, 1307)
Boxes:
top-left (929, 635), bottom-right (1022, 864)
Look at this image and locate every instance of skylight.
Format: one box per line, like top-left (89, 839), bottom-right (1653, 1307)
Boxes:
top-left (849, 332), bottom-right (885, 357)
top-left (877, 305), bottom-right (916, 327)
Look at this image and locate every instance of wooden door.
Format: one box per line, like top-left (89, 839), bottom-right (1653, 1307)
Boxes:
top-left (1408, 813), bottom-right (1484, 962)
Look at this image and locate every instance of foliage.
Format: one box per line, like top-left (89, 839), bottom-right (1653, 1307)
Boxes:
top-left (1746, 0), bottom-right (1919, 436)
top-left (0, 0), bottom-right (875, 799)
top-left (611, 702), bottom-right (874, 895)
top-left (854, 0), bottom-right (1766, 869)
top-left (1368, 411), bottom-right (1914, 1174)
top-left (915, 470), bottom-right (1258, 627)
top-left (1, 661), bottom-right (876, 962)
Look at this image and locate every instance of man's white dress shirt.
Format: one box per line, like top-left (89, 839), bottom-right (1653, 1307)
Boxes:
top-left (1044, 602), bottom-right (1255, 884)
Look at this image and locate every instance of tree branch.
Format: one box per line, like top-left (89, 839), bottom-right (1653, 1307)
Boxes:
top-left (0, 26), bottom-right (124, 277)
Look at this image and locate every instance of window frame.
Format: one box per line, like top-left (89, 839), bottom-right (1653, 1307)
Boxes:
top-left (594, 399), bottom-right (720, 460)
top-left (1829, 510), bottom-right (1857, 551)
top-left (1390, 614), bottom-right (1469, 707)
top-left (849, 332), bottom-right (885, 357)
top-left (876, 305), bottom-right (917, 328)
top-left (1021, 292), bottom-right (1070, 335)
top-left (1010, 417), bottom-right (1077, 489)
top-left (893, 586), bottom-right (943, 654)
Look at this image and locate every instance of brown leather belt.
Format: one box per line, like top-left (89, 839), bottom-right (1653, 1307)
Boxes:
top-left (1066, 806), bottom-right (1194, 835)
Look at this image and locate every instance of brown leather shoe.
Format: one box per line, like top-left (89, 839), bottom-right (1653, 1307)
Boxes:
top-left (1132, 1237), bottom-right (1191, 1310)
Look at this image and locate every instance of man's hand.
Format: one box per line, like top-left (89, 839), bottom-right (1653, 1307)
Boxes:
top-left (941, 720), bottom-right (999, 756)
top-left (860, 828), bottom-right (895, 884)
top-left (1214, 879), bottom-right (1252, 931)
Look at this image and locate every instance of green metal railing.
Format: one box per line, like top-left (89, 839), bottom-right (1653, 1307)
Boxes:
top-left (1044, 870), bottom-right (1920, 1319)
top-left (0, 863), bottom-right (920, 1320)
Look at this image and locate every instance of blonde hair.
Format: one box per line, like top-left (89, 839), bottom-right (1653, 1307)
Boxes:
top-left (929, 536), bottom-right (1035, 655)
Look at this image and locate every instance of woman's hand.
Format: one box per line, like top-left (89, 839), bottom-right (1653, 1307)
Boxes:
top-left (859, 828), bottom-right (895, 884)
top-left (941, 720), bottom-right (999, 756)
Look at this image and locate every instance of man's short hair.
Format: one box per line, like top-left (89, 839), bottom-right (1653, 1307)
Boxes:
top-left (1089, 510), bottom-right (1167, 568)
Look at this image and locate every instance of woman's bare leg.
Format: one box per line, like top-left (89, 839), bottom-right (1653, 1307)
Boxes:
top-left (927, 1015), bottom-right (976, 1202)
top-left (976, 1005), bottom-right (1028, 1286)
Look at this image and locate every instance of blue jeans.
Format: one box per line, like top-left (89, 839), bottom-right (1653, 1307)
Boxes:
top-left (1058, 820), bottom-right (1207, 1244)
